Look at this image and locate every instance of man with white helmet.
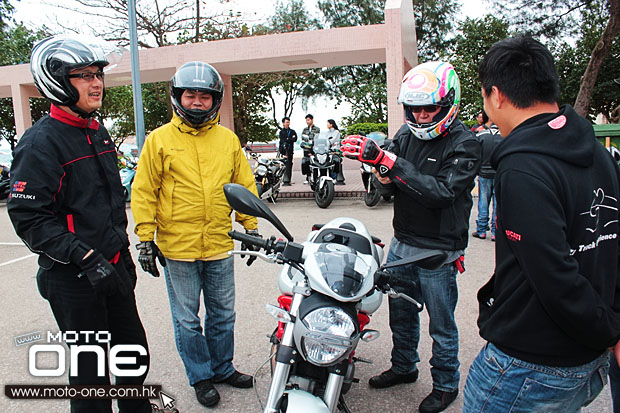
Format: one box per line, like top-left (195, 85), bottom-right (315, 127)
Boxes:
top-left (342, 61), bottom-right (481, 413)
top-left (131, 61), bottom-right (259, 408)
top-left (8, 35), bottom-right (151, 412)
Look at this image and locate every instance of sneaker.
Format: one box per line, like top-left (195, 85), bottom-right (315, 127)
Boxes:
top-left (214, 370), bottom-right (253, 388)
top-left (303, 179), bottom-right (308, 184)
top-left (193, 380), bottom-right (220, 407)
top-left (472, 232), bottom-right (486, 239)
top-left (491, 235), bottom-right (496, 241)
top-left (368, 368), bottom-right (418, 389)
top-left (419, 388), bottom-right (458, 413)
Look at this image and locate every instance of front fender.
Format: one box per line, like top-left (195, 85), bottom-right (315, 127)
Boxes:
top-left (318, 176), bottom-right (334, 190)
top-left (284, 389), bottom-right (330, 413)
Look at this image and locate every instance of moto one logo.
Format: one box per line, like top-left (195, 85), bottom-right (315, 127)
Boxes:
top-left (29, 331), bottom-right (147, 377)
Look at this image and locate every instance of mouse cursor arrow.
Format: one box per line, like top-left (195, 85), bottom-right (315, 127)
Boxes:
top-left (160, 391), bottom-right (175, 409)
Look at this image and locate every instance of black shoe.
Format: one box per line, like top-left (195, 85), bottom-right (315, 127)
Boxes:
top-left (472, 232), bottom-right (486, 239)
top-left (283, 182), bottom-right (291, 186)
top-left (214, 370), bottom-right (253, 388)
top-left (193, 380), bottom-right (220, 407)
top-left (419, 388), bottom-right (458, 413)
top-left (368, 368), bottom-right (418, 389)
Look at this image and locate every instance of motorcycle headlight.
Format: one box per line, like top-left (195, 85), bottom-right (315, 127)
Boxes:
top-left (300, 307), bottom-right (355, 365)
top-left (317, 154), bottom-right (327, 164)
top-left (256, 164), bottom-right (268, 176)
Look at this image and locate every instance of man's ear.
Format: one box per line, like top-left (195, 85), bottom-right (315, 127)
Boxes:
top-left (491, 86), bottom-right (507, 109)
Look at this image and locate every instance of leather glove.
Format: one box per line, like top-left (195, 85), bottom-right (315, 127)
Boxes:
top-left (135, 241), bottom-right (166, 277)
top-left (241, 229), bottom-right (261, 266)
top-left (341, 135), bottom-right (397, 177)
top-left (79, 250), bottom-right (128, 296)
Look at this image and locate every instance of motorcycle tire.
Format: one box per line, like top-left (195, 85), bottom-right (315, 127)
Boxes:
top-left (315, 180), bottom-right (335, 209)
top-left (256, 182), bottom-right (264, 198)
top-left (364, 184), bottom-right (381, 207)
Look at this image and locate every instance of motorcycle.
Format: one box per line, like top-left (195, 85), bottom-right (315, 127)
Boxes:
top-left (251, 152), bottom-right (286, 203)
top-left (223, 183), bottom-right (445, 413)
top-left (301, 134), bottom-right (340, 209)
top-left (0, 164), bottom-right (9, 200)
top-left (118, 154), bottom-right (137, 202)
top-left (358, 132), bottom-right (392, 208)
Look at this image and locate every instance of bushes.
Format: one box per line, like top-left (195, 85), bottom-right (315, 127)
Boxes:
top-left (342, 122), bottom-right (388, 136)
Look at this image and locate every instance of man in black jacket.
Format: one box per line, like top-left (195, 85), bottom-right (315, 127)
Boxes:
top-left (463, 35), bottom-right (620, 412)
top-left (278, 116), bottom-right (297, 185)
top-left (8, 36), bottom-right (151, 413)
top-left (342, 61), bottom-right (481, 413)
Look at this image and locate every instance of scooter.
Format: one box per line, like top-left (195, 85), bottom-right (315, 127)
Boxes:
top-left (250, 152), bottom-right (286, 203)
top-left (118, 154), bottom-right (137, 202)
top-left (0, 164), bottom-right (10, 200)
top-left (357, 132), bottom-right (392, 208)
top-left (301, 134), bottom-right (339, 209)
top-left (224, 183), bottom-right (444, 413)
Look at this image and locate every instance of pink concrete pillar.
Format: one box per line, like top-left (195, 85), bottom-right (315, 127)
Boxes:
top-left (219, 73), bottom-right (234, 131)
top-left (11, 84), bottom-right (33, 140)
top-left (384, 0), bottom-right (418, 138)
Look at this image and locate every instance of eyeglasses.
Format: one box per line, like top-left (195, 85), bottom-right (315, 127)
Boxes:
top-left (410, 105), bottom-right (440, 114)
top-left (68, 71), bottom-right (105, 82)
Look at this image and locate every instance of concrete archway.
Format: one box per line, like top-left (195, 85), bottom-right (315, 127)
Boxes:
top-left (0, 0), bottom-right (417, 140)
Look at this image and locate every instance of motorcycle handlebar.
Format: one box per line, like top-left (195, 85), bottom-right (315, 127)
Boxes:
top-left (376, 270), bottom-right (418, 292)
top-left (228, 230), bottom-right (270, 250)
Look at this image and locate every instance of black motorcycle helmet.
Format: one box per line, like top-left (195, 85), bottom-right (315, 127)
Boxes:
top-left (170, 62), bottom-right (224, 128)
top-left (30, 35), bottom-right (122, 118)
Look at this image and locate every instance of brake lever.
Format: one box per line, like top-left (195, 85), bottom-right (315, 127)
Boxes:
top-left (228, 250), bottom-right (277, 263)
top-left (387, 289), bottom-right (422, 310)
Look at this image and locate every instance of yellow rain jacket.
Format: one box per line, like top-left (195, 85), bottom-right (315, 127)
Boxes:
top-left (131, 114), bottom-right (258, 260)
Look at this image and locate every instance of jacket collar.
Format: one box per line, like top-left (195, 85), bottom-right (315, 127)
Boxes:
top-left (172, 113), bottom-right (219, 135)
top-left (50, 104), bottom-right (100, 130)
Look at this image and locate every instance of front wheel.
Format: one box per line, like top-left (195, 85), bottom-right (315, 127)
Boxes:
top-left (364, 182), bottom-right (381, 207)
top-left (315, 180), bottom-right (335, 208)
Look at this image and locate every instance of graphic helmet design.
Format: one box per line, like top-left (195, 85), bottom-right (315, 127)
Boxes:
top-left (170, 62), bottom-right (224, 128)
top-left (30, 35), bottom-right (122, 113)
top-left (397, 61), bottom-right (461, 140)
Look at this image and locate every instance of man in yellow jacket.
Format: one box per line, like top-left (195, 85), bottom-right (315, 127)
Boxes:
top-left (131, 61), bottom-right (259, 408)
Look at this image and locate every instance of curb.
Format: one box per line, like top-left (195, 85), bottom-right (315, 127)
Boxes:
top-left (279, 191), bottom-right (365, 199)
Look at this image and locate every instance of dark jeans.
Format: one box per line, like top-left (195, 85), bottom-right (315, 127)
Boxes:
top-left (283, 153), bottom-right (293, 184)
top-left (37, 255), bottom-right (151, 413)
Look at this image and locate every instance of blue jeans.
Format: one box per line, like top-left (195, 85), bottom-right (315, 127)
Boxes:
top-left (387, 246), bottom-right (460, 392)
top-left (463, 343), bottom-right (609, 412)
top-left (476, 177), bottom-right (496, 236)
top-left (164, 257), bottom-right (236, 386)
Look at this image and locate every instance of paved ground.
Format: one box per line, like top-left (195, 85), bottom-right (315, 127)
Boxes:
top-left (0, 196), bottom-right (613, 412)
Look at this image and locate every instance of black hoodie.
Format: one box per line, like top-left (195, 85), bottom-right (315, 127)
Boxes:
top-left (477, 105), bottom-right (620, 366)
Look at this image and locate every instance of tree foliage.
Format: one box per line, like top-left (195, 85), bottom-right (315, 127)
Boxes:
top-left (451, 15), bottom-right (510, 121)
top-left (414, 0), bottom-right (461, 62)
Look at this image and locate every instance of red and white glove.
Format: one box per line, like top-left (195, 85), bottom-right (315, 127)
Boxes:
top-left (341, 135), bottom-right (397, 177)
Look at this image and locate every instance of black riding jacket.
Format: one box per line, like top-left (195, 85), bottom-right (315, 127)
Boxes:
top-left (8, 105), bottom-right (129, 272)
top-left (383, 120), bottom-right (481, 251)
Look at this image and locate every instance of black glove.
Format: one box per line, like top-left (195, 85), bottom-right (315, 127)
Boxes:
top-left (79, 250), bottom-right (128, 296)
top-left (135, 241), bottom-right (166, 277)
top-left (241, 229), bottom-right (261, 266)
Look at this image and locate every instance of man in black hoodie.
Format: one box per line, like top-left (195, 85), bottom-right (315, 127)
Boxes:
top-left (463, 35), bottom-right (620, 412)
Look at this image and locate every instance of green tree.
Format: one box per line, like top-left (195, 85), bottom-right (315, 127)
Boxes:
top-left (451, 16), bottom-right (510, 121)
top-left (555, 0), bottom-right (620, 121)
top-left (414, 0), bottom-right (461, 62)
top-left (491, 0), bottom-right (620, 117)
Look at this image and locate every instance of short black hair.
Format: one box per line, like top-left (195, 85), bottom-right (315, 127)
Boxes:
top-left (305, 114), bottom-right (313, 120)
top-left (479, 35), bottom-right (559, 108)
top-left (282, 116), bottom-right (290, 122)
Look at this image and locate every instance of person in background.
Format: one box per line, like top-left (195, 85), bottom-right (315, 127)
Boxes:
top-left (471, 109), bottom-right (501, 241)
top-left (463, 35), bottom-right (620, 412)
top-left (471, 110), bottom-right (484, 132)
top-left (325, 119), bottom-right (345, 184)
top-left (8, 35), bottom-right (151, 413)
top-left (301, 113), bottom-right (320, 184)
top-left (131, 61), bottom-right (259, 409)
top-left (342, 61), bottom-right (481, 413)
top-left (278, 116), bottom-right (297, 186)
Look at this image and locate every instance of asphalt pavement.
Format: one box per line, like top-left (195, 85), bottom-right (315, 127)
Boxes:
top-left (0, 197), bottom-right (613, 412)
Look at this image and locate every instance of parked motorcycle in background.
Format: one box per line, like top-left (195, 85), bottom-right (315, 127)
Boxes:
top-left (224, 183), bottom-right (445, 413)
top-left (0, 148), bottom-right (12, 200)
top-left (118, 154), bottom-right (137, 202)
top-left (356, 132), bottom-right (393, 208)
top-left (301, 133), bottom-right (340, 209)
top-left (250, 152), bottom-right (286, 203)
